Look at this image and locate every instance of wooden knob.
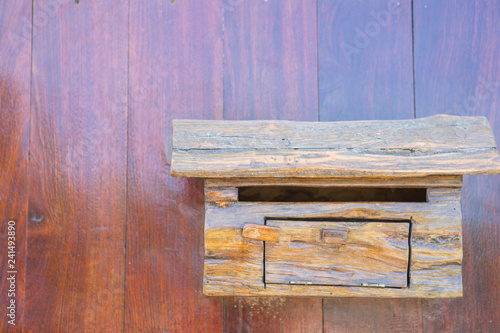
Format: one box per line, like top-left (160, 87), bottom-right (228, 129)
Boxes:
top-left (322, 228), bottom-right (348, 245)
top-left (242, 223), bottom-right (280, 242)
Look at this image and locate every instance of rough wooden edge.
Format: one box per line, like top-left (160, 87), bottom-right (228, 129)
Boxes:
top-left (172, 115), bottom-right (496, 150)
top-left (205, 176), bottom-right (463, 189)
top-left (427, 188), bottom-right (462, 202)
top-left (205, 186), bottom-right (238, 203)
top-left (171, 148), bottom-right (500, 178)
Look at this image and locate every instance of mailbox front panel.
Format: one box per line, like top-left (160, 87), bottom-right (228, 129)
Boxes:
top-left (265, 220), bottom-right (410, 288)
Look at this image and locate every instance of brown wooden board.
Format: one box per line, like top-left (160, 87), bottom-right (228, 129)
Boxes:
top-left (324, 298), bottom-right (424, 332)
top-left (125, 0), bottom-right (224, 331)
top-left (318, 0), bottom-right (414, 121)
top-left (414, 0), bottom-right (500, 330)
top-left (0, 1), bottom-right (32, 330)
top-left (223, 0), bottom-right (318, 121)
top-left (222, 0), bottom-right (322, 330)
top-left (25, 1), bottom-right (128, 331)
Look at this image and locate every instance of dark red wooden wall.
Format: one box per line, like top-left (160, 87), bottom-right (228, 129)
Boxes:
top-left (0, 0), bottom-right (499, 332)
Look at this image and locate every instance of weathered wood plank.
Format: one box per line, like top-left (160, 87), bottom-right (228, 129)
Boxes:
top-left (172, 148), bottom-right (500, 178)
top-left (265, 220), bottom-right (410, 287)
top-left (204, 186), bottom-right (238, 203)
top-left (206, 175), bottom-right (463, 188)
top-left (173, 115), bottom-right (496, 150)
top-left (427, 188), bottom-right (462, 202)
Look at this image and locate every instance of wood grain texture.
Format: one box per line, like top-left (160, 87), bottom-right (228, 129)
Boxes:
top-left (324, 298), bottom-right (424, 332)
top-left (414, 1), bottom-right (500, 331)
top-left (171, 115), bottom-right (500, 178)
top-left (223, 0), bottom-right (318, 121)
top-left (172, 147), bottom-right (500, 178)
top-left (173, 115), bottom-right (496, 150)
top-left (206, 175), bottom-right (463, 188)
top-left (25, 1), bottom-right (128, 331)
top-left (318, 0), bottom-right (414, 121)
top-left (0, 1), bottom-right (32, 330)
top-left (125, 0), bottom-right (224, 331)
top-left (222, 0), bottom-right (321, 330)
top-left (265, 220), bottom-right (410, 287)
top-left (205, 185), bottom-right (462, 297)
top-left (224, 297), bottom-right (323, 333)
top-left (205, 186), bottom-right (238, 204)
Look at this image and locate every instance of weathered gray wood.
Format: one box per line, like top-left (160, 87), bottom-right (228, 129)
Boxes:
top-left (205, 176), bottom-right (463, 188)
top-left (171, 115), bottom-right (500, 178)
top-left (173, 115), bottom-right (496, 150)
top-left (204, 184), bottom-right (462, 297)
top-left (265, 220), bottom-right (410, 288)
top-left (172, 148), bottom-right (500, 178)
top-left (204, 186), bottom-right (238, 203)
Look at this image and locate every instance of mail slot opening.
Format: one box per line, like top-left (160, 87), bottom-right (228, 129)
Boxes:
top-left (238, 186), bottom-right (427, 202)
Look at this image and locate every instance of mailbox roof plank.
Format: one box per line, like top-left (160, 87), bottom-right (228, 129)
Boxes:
top-left (171, 115), bottom-right (500, 178)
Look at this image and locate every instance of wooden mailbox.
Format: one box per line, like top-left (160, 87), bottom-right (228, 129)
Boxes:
top-left (170, 115), bottom-right (500, 298)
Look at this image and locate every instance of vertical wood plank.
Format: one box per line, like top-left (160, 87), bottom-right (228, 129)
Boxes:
top-left (318, 0), bottom-right (414, 121)
top-left (126, 0), bottom-right (224, 331)
top-left (223, 0), bottom-right (318, 120)
top-left (25, 1), bottom-right (128, 331)
top-left (223, 0), bottom-right (322, 331)
top-left (414, 1), bottom-right (500, 331)
top-left (320, 1), bottom-right (421, 331)
top-left (324, 299), bottom-right (423, 333)
top-left (0, 1), bottom-right (32, 331)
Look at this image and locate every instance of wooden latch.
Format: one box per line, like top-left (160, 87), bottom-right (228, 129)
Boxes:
top-left (242, 223), bottom-right (280, 242)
